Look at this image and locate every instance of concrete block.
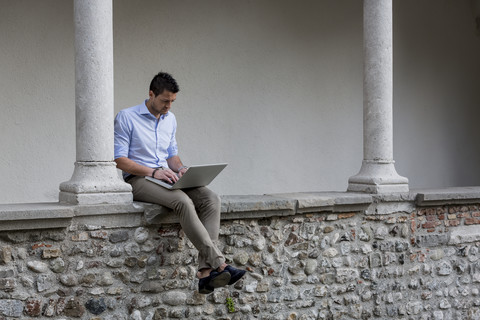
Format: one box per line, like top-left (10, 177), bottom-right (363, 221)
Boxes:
top-left (416, 234), bottom-right (450, 247)
top-left (449, 225), bottom-right (480, 245)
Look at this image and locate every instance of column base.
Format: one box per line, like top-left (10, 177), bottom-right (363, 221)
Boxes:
top-left (59, 161), bottom-right (133, 205)
top-left (347, 160), bottom-right (409, 194)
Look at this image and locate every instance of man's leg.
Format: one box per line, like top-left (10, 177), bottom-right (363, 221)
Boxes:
top-left (183, 187), bottom-right (222, 271)
top-left (183, 187), bottom-right (221, 241)
top-left (129, 177), bottom-right (225, 270)
top-left (185, 187), bottom-right (247, 286)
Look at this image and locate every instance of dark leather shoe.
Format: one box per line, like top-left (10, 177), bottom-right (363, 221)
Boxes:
top-left (224, 265), bottom-right (246, 285)
top-left (198, 270), bottom-right (231, 294)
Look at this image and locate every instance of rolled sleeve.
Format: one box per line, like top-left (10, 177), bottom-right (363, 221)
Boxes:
top-left (167, 121), bottom-right (178, 158)
top-left (114, 111), bottom-right (131, 160)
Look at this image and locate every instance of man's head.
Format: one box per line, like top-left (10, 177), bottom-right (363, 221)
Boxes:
top-left (149, 72), bottom-right (179, 96)
top-left (147, 72), bottom-right (179, 118)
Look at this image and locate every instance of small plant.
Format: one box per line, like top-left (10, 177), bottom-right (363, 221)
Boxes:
top-left (226, 296), bottom-right (235, 313)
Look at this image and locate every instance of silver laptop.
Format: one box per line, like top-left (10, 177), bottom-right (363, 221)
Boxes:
top-left (145, 163), bottom-right (227, 190)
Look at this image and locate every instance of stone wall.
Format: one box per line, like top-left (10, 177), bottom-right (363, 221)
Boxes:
top-left (2, 190), bottom-right (480, 319)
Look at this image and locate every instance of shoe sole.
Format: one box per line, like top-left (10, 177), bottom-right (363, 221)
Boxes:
top-left (209, 271), bottom-right (231, 288)
top-left (229, 270), bottom-right (246, 285)
top-left (198, 286), bottom-right (214, 294)
top-left (225, 266), bottom-right (247, 285)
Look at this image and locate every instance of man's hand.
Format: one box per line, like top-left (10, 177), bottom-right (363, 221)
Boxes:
top-left (178, 166), bottom-right (188, 177)
top-left (154, 168), bottom-right (179, 184)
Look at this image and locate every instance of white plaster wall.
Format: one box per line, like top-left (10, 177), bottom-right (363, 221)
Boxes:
top-left (0, 0), bottom-right (479, 204)
top-left (393, 0), bottom-right (480, 189)
top-left (112, 0), bottom-right (364, 197)
top-left (0, 1), bottom-right (75, 203)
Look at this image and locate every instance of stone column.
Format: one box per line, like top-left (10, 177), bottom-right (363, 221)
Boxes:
top-left (348, 0), bottom-right (409, 193)
top-left (59, 0), bottom-right (132, 204)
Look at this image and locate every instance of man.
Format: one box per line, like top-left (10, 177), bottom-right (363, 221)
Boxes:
top-left (114, 72), bottom-right (245, 294)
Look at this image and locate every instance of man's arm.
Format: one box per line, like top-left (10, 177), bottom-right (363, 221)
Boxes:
top-left (115, 157), bottom-right (179, 183)
top-left (167, 155), bottom-right (188, 177)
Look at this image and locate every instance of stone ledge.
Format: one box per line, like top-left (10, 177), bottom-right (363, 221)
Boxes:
top-left (0, 203), bottom-right (74, 231)
top-left (0, 192), bottom-right (372, 230)
top-left (0, 203), bottom-right (146, 231)
top-left (2, 187), bottom-right (480, 230)
top-left (73, 203), bottom-right (145, 217)
top-left (367, 192), bottom-right (416, 215)
top-left (142, 194), bottom-right (297, 225)
top-left (275, 192), bottom-right (372, 214)
top-left (142, 193), bottom-right (372, 225)
top-left (72, 203), bottom-right (146, 228)
top-left (415, 187), bottom-right (480, 206)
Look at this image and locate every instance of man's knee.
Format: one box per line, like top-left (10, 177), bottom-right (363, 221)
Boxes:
top-left (171, 193), bottom-right (196, 214)
top-left (205, 191), bottom-right (221, 209)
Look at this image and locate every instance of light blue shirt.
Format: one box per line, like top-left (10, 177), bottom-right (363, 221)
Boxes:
top-left (114, 100), bottom-right (178, 177)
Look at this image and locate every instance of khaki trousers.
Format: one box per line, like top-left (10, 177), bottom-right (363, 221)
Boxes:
top-left (128, 176), bottom-right (225, 270)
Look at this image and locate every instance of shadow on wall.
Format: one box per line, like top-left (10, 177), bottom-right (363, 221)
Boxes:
top-left (473, 0), bottom-right (480, 35)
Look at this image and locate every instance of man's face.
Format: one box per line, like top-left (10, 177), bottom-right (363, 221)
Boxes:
top-left (148, 90), bottom-right (177, 117)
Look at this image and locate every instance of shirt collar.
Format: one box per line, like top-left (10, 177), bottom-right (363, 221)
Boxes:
top-left (140, 99), bottom-right (169, 119)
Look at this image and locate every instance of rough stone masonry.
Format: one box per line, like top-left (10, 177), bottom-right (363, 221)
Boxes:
top-left (2, 197), bottom-right (480, 319)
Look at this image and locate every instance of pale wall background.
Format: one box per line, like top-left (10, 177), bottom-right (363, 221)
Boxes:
top-left (0, 0), bottom-right (479, 204)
